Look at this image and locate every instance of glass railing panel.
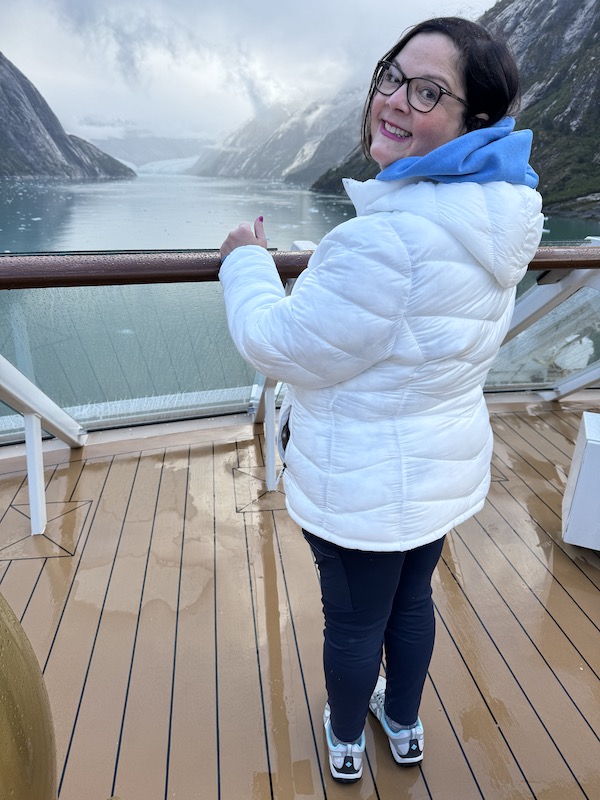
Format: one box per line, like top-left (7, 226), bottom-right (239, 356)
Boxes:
top-left (0, 282), bottom-right (254, 438)
top-left (487, 286), bottom-right (600, 389)
top-left (515, 269), bottom-right (538, 299)
top-left (3, 245), bottom-right (600, 445)
top-left (0, 400), bottom-right (22, 443)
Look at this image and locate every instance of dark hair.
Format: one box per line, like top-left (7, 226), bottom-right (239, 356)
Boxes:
top-left (360, 17), bottom-right (521, 158)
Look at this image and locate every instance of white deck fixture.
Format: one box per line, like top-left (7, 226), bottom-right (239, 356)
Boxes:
top-left (562, 411), bottom-right (600, 550)
top-left (0, 354), bottom-right (87, 534)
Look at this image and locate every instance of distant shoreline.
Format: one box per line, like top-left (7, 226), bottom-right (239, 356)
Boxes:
top-left (545, 195), bottom-right (600, 222)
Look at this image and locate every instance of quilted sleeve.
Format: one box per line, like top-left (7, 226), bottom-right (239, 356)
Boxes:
top-left (218, 215), bottom-right (412, 389)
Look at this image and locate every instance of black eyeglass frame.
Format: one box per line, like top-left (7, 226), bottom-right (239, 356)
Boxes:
top-left (374, 60), bottom-right (468, 112)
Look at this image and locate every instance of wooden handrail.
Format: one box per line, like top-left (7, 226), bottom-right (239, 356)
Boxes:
top-left (0, 246), bottom-right (599, 290)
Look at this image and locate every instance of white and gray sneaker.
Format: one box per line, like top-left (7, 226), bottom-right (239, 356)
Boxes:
top-left (369, 676), bottom-right (424, 765)
top-left (323, 703), bottom-right (365, 782)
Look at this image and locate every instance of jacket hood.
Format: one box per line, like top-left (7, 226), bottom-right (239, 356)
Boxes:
top-left (343, 176), bottom-right (544, 289)
top-left (376, 117), bottom-right (539, 188)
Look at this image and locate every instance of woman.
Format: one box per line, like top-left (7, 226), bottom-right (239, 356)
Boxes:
top-left (219, 17), bottom-right (543, 783)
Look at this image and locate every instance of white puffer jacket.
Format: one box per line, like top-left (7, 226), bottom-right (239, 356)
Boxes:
top-left (219, 176), bottom-right (544, 551)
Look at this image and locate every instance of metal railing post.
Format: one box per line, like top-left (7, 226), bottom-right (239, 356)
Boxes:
top-left (23, 414), bottom-right (47, 535)
top-left (0, 355), bottom-right (87, 534)
top-left (0, 355), bottom-right (87, 447)
top-left (264, 382), bottom-right (277, 491)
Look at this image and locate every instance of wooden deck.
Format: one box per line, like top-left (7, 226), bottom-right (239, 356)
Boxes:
top-left (0, 401), bottom-right (599, 800)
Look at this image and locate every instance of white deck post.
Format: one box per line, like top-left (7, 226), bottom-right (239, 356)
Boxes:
top-left (264, 382), bottom-right (277, 491)
top-left (23, 414), bottom-right (47, 535)
top-left (562, 411), bottom-right (600, 549)
top-left (0, 354), bottom-right (87, 534)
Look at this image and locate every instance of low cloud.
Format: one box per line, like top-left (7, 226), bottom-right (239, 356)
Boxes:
top-left (1, 0), bottom-right (496, 139)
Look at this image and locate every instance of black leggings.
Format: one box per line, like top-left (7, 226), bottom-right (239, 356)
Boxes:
top-left (303, 530), bottom-right (445, 743)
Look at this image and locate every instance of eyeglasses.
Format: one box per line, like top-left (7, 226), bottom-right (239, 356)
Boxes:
top-left (374, 60), bottom-right (468, 113)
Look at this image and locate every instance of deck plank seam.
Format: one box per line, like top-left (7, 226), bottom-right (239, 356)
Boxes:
top-left (0, 469), bottom-right (27, 558)
top-left (164, 445), bottom-right (191, 800)
top-left (109, 449), bottom-right (164, 798)
top-left (426, 670), bottom-right (488, 800)
top-left (485, 488), bottom-right (600, 631)
top-left (41, 454), bottom-right (118, 675)
top-left (18, 557), bottom-right (47, 624)
top-left (455, 522), bottom-right (600, 734)
top-left (490, 449), bottom-right (600, 590)
top-left (438, 552), bottom-right (593, 799)
top-left (270, 510), bottom-right (332, 798)
top-left (58, 450), bottom-right (146, 798)
top-left (530, 410), bottom-right (579, 441)
top-left (491, 424), bottom-right (567, 497)
top-left (241, 509), bottom-right (276, 800)
top-left (509, 413), bottom-right (575, 460)
top-left (432, 585), bottom-right (536, 799)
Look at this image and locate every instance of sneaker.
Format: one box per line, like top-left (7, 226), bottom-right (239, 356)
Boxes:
top-left (323, 703), bottom-right (365, 782)
top-left (368, 676), bottom-right (424, 765)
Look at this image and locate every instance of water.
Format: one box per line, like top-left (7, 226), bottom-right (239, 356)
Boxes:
top-left (541, 214), bottom-right (600, 243)
top-left (0, 174), bottom-right (355, 253)
top-left (1, 174), bottom-right (598, 254)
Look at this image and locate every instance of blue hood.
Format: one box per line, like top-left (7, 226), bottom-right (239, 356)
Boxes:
top-left (376, 117), bottom-right (539, 189)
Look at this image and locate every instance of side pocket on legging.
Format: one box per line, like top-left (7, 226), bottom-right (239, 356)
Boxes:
top-left (303, 531), bottom-right (353, 611)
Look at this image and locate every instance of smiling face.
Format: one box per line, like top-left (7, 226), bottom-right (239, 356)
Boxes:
top-left (369, 32), bottom-right (468, 168)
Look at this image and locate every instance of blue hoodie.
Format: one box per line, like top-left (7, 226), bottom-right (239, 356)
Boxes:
top-left (376, 116), bottom-right (539, 189)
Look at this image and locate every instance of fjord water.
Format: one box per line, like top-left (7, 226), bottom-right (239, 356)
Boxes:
top-left (1, 174), bottom-right (599, 253)
top-left (0, 174), bottom-right (356, 253)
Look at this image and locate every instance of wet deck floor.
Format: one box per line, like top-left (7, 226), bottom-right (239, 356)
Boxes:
top-left (0, 403), bottom-right (598, 799)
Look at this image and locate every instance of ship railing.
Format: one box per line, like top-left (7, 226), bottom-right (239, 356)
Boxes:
top-left (505, 237), bottom-right (600, 400)
top-left (0, 354), bottom-right (87, 533)
top-left (1, 239), bottom-right (600, 533)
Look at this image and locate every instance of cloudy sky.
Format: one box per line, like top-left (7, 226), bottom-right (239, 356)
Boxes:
top-left (1, 0), bottom-right (496, 142)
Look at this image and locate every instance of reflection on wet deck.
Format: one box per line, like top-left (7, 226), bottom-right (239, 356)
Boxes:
top-left (0, 403), bottom-right (598, 800)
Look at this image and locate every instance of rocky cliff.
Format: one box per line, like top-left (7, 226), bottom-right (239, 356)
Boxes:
top-left (481, 0), bottom-right (599, 216)
top-left (0, 52), bottom-right (134, 179)
top-left (187, 90), bottom-right (364, 187)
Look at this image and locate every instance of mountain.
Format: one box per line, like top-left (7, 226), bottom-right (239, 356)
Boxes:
top-left (480, 0), bottom-right (599, 216)
top-left (187, 104), bottom-right (290, 178)
top-left (187, 91), bottom-right (364, 186)
top-left (316, 0), bottom-right (600, 213)
top-left (198, 0), bottom-right (598, 216)
top-left (0, 52), bottom-right (134, 179)
top-left (311, 147), bottom-right (376, 193)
